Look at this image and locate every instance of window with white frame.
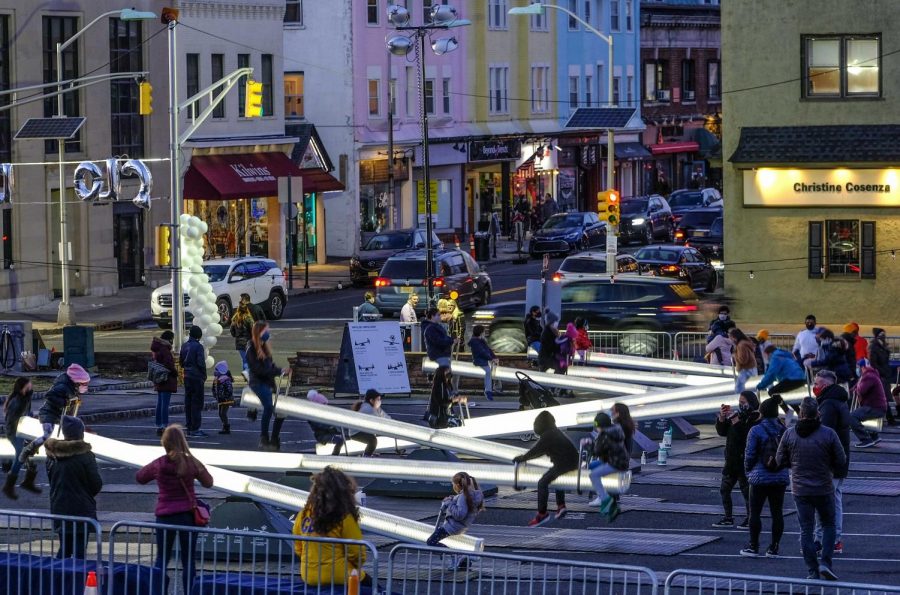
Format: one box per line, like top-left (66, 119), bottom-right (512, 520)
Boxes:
top-left (285, 0), bottom-right (303, 24)
top-left (531, 1), bottom-right (548, 31)
top-left (803, 35), bottom-right (880, 98)
top-left (367, 0), bottom-right (379, 25)
top-left (442, 77), bottom-right (451, 113)
top-left (625, 0), bottom-right (632, 31)
top-left (424, 79), bottom-right (435, 114)
top-left (626, 74), bottom-right (634, 106)
top-left (584, 0), bottom-right (592, 26)
top-left (610, 0), bottom-right (619, 31)
top-left (596, 64), bottom-right (604, 104)
top-left (585, 74), bottom-right (593, 106)
top-left (531, 65), bottom-right (549, 113)
top-left (568, 0), bottom-right (579, 29)
top-left (569, 76), bottom-right (579, 109)
top-left (489, 66), bottom-right (509, 113)
top-left (284, 72), bottom-right (304, 118)
top-left (368, 79), bottom-right (380, 116)
top-left (489, 0), bottom-right (508, 29)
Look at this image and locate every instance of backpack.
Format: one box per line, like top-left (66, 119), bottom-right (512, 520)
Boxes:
top-left (760, 424), bottom-right (784, 472)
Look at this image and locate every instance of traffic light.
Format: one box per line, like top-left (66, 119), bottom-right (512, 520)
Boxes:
top-left (244, 79), bottom-right (263, 117)
top-left (138, 80), bottom-right (153, 116)
top-left (155, 224), bottom-right (171, 267)
top-left (596, 191), bottom-right (609, 219)
top-left (606, 189), bottom-right (620, 227)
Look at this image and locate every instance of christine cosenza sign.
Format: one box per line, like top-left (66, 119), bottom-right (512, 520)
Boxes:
top-left (744, 168), bottom-right (900, 207)
top-left (347, 322), bottom-right (410, 395)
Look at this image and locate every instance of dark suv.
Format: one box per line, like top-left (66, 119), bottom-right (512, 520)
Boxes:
top-left (350, 229), bottom-right (442, 286)
top-left (618, 195), bottom-right (675, 245)
top-left (374, 249), bottom-right (492, 317)
top-left (472, 276), bottom-right (702, 354)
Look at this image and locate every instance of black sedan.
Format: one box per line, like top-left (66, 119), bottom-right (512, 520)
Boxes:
top-left (633, 245), bottom-right (718, 293)
top-left (686, 216), bottom-right (724, 270)
top-left (528, 212), bottom-right (606, 257)
top-left (350, 228), bottom-right (442, 286)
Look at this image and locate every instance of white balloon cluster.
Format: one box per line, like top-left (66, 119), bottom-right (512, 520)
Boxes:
top-left (179, 214), bottom-right (222, 369)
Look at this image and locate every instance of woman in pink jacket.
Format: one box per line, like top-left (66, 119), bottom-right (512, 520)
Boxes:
top-left (850, 359), bottom-right (887, 448)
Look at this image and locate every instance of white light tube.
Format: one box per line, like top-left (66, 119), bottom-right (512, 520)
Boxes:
top-left (15, 417), bottom-right (483, 552)
top-left (562, 364), bottom-right (724, 386)
top-left (528, 348), bottom-right (736, 378)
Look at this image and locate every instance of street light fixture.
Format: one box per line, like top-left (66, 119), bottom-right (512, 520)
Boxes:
top-left (54, 8), bottom-right (156, 325)
top-left (385, 4), bottom-right (470, 307)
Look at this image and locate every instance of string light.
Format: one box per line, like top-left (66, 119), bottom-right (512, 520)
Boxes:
top-left (749, 270), bottom-right (754, 279)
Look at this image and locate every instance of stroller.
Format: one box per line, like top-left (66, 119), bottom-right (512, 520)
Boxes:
top-left (516, 371), bottom-right (559, 411)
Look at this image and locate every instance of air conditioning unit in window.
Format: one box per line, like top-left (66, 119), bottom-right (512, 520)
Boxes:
top-left (683, 90), bottom-right (695, 101)
top-left (656, 89), bottom-right (671, 101)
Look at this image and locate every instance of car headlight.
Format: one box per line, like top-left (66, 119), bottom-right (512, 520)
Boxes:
top-left (565, 231), bottom-right (581, 240)
top-left (631, 218), bottom-right (645, 225)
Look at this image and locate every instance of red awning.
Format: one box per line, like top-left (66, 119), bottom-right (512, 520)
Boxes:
top-left (183, 152), bottom-right (344, 200)
top-left (649, 141), bottom-right (700, 156)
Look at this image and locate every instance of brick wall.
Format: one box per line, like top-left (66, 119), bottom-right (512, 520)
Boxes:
top-left (640, 46), bottom-right (722, 120)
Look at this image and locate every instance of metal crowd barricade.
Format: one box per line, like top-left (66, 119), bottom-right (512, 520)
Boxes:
top-left (664, 568), bottom-right (900, 595)
top-left (386, 544), bottom-right (658, 595)
top-left (672, 332), bottom-right (709, 362)
top-left (400, 322), bottom-right (421, 352)
top-left (0, 509), bottom-right (103, 595)
top-left (586, 330), bottom-right (673, 359)
top-left (107, 520), bottom-right (379, 595)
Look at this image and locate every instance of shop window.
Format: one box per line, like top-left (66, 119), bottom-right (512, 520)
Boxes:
top-left (285, 72), bottom-right (304, 118)
top-left (803, 35), bottom-right (880, 98)
top-left (809, 220), bottom-right (875, 279)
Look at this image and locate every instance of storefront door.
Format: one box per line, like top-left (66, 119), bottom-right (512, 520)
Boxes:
top-left (113, 204), bottom-right (144, 288)
top-left (293, 193), bottom-right (317, 264)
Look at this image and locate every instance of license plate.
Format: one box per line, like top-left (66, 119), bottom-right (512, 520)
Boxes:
top-left (399, 286), bottom-right (415, 293)
top-left (368, 270), bottom-right (379, 277)
top-left (694, 231), bottom-right (708, 237)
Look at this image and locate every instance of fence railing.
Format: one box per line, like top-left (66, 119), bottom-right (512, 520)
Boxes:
top-left (386, 543), bottom-right (659, 595)
top-left (586, 330), bottom-right (674, 359)
top-left (664, 568), bottom-right (900, 595)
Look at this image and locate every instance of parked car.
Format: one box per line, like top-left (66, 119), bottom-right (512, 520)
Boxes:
top-left (528, 212), bottom-right (607, 257)
top-left (617, 195), bottom-right (675, 245)
top-left (472, 276), bottom-right (703, 355)
top-left (686, 216), bottom-right (724, 271)
top-left (673, 207), bottom-right (723, 243)
top-left (350, 228), bottom-right (442, 286)
top-left (374, 248), bottom-right (492, 317)
top-left (151, 257), bottom-right (287, 328)
top-left (550, 251), bottom-right (640, 282)
top-left (667, 188), bottom-right (724, 224)
top-left (633, 245), bottom-right (718, 293)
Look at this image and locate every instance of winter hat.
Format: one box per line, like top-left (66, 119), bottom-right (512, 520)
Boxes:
top-left (61, 415), bottom-right (85, 441)
top-left (189, 325), bottom-right (203, 340)
top-left (214, 361), bottom-right (229, 376)
top-left (760, 395), bottom-right (782, 419)
top-left (799, 397), bottom-right (819, 419)
top-left (593, 412), bottom-right (612, 428)
top-left (756, 329), bottom-right (769, 341)
top-left (66, 363), bottom-right (90, 384)
top-left (873, 327), bottom-right (886, 337)
top-left (160, 330), bottom-right (175, 343)
top-left (740, 390), bottom-right (760, 411)
top-left (544, 311), bottom-right (559, 327)
top-left (843, 322), bottom-right (859, 334)
top-left (857, 358), bottom-right (869, 368)
top-left (307, 389), bottom-right (329, 405)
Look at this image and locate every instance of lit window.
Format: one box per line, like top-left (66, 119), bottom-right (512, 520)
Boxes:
top-left (804, 35), bottom-right (880, 97)
top-left (284, 72), bottom-right (304, 118)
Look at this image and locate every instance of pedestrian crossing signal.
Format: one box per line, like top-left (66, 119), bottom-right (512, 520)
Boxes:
top-left (245, 80), bottom-right (263, 117)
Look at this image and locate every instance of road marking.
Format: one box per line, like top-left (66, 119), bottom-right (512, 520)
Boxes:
top-left (494, 285), bottom-right (525, 296)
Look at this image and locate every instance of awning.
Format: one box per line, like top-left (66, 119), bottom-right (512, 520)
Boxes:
top-left (184, 152), bottom-right (344, 200)
top-left (650, 141), bottom-right (700, 156)
top-left (601, 142), bottom-right (653, 160)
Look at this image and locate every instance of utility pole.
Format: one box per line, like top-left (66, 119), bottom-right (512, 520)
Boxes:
top-left (165, 8), bottom-right (184, 346)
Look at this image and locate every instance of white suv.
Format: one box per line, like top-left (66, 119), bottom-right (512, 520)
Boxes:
top-left (151, 257), bottom-right (288, 328)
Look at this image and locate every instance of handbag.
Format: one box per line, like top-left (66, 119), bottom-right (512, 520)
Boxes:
top-left (180, 475), bottom-right (211, 527)
top-left (147, 359), bottom-right (170, 384)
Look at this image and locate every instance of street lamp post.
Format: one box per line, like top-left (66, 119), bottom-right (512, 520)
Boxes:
top-left (386, 4), bottom-right (470, 307)
top-left (509, 3), bottom-right (617, 272)
top-left (54, 8), bottom-right (156, 326)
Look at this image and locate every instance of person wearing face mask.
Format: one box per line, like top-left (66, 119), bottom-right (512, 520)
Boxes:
top-left (712, 390), bottom-right (759, 528)
top-left (867, 328), bottom-right (897, 425)
top-left (3, 377), bottom-right (37, 499)
top-left (179, 325), bottom-right (208, 438)
top-left (805, 330), bottom-right (853, 385)
top-left (18, 364), bottom-right (91, 474)
top-left (707, 306), bottom-right (736, 343)
top-left (811, 369), bottom-right (850, 556)
top-left (792, 314), bottom-right (819, 363)
top-left (246, 321), bottom-right (289, 451)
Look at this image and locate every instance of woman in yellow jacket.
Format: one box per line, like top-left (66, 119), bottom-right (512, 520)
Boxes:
top-left (292, 466), bottom-right (371, 587)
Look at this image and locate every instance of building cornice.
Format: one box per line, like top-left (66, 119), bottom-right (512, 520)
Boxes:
top-left (180, 1), bottom-right (285, 21)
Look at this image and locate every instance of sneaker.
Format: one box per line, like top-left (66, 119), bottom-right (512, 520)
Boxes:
top-left (191, 430), bottom-right (209, 438)
top-left (527, 512), bottom-right (551, 527)
top-left (739, 545), bottom-right (760, 557)
top-left (806, 571), bottom-right (820, 580)
top-left (872, 437), bottom-right (882, 445)
top-left (737, 517), bottom-right (749, 529)
top-left (833, 541), bottom-right (843, 555)
top-left (765, 543), bottom-right (780, 558)
top-left (855, 439), bottom-right (876, 448)
top-left (607, 500), bottom-right (621, 523)
top-left (554, 506), bottom-right (568, 520)
top-left (818, 565), bottom-right (838, 581)
top-left (599, 496), bottom-right (614, 514)
top-left (587, 497), bottom-right (603, 507)
top-left (711, 517), bottom-right (734, 528)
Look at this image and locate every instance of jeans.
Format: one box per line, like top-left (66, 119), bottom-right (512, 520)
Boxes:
top-left (182, 378), bottom-right (205, 433)
top-left (536, 464), bottom-right (575, 514)
top-left (850, 405), bottom-right (884, 442)
top-left (735, 368), bottom-right (755, 394)
top-left (253, 382), bottom-right (274, 438)
top-left (426, 526), bottom-right (450, 548)
top-left (767, 378), bottom-right (807, 396)
top-left (796, 493), bottom-right (835, 573)
top-left (589, 463), bottom-right (618, 502)
top-left (155, 391), bottom-right (171, 430)
top-left (238, 346), bottom-right (248, 371)
top-left (748, 482), bottom-right (786, 548)
top-left (478, 364), bottom-right (492, 394)
top-left (55, 521), bottom-right (91, 559)
top-left (155, 511), bottom-right (198, 595)
top-left (815, 478), bottom-right (844, 543)
top-left (351, 432), bottom-right (378, 456)
top-left (720, 472), bottom-right (749, 519)
top-left (7, 435), bottom-right (24, 477)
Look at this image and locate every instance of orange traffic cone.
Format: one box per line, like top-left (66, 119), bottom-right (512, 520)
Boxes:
top-left (83, 570), bottom-right (99, 595)
top-left (454, 234), bottom-right (461, 250)
top-left (469, 233), bottom-right (476, 259)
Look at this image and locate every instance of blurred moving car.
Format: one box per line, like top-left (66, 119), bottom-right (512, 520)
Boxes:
top-left (617, 195), bottom-right (675, 245)
top-left (374, 248), bottom-right (492, 317)
top-left (633, 245), bottom-right (718, 293)
top-left (528, 212), bottom-right (607, 257)
top-left (472, 276), bottom-right (703, 355)
top-left (350, 228), bottom-right (442, 286)
top-left (550, 251), bottom-right (640, 282)
top-left (686, 216), bottom-right (724, 271)
top-left (673, 207), bottom-right (723, 243)
top-left (668, 188), bottom-right (724, 224)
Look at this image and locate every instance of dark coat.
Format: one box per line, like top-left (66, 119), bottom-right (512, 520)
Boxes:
top-left (810, 340), bottom-right (854, 383)
top-left (868, 339), bottom-right (892, 381)
top-left (246, 342), bottom-right (281, 389)
top-left (715, 411), bottom-right (755, 477)
top-left (524, 315), bottom-right (543, 344)
top-left (855, 366), bottom-right (887, 411)
top-left (45, 438), bottom-right (102, 523)
top-left (38, 374), bottom-right (78, 425)
top-left (744, 418), bottom-right (790, 486)
top-left (4, 389), bottom-right (32, 438)
top-left (776, 419), bottom-right (846, 497)
top-left (230, 318), bottom-right (253, 350)
top-left (422, 320), bottom-right (453, 361)
top-left (816, 383), bottom-right (851, 479)
top-left (707, 317), bottom-right (736, 342)
top-left (179, 338), bottom-right (207, 382)
top-left (248, 302), bottom-right (267, 323)
top-left (150, 337), bottom-right (178, 393)
top-left (592, 424), bottom-right (630, 471)
top-left (468, 336), bottom-right (496, 366)
top-left (538, 325), bottom-right (560, 372)
top-left (514, 411), bottom-right (579, 470)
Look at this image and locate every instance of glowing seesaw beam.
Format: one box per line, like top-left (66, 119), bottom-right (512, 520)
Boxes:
top-left (15, 417), bottom-right (483, 552)
top-left (527, 346), bottom-right (735, 378)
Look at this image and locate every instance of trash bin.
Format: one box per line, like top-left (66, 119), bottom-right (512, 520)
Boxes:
top-left (474, 232), bottom-right (491, 262)
top-left (62, 326), bottom-right (95, 369)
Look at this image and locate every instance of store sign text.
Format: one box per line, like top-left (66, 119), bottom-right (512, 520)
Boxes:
top-left (793, 182), bottom-right (890, 193)
top-left (744, 168), bottom-right (900, 207)
top-left (231, 164), bottom-right (275, 183)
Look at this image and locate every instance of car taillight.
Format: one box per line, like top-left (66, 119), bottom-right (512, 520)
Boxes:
top-left (426, 277), bottom-right (445, 287)
top-left (674, 230), bottom-right (685, 240)
top-left (661, 265), bottom-right (680, 273)
top-left (551, 272), bottom-right (563, 282)
top-left (662, 304), bottom-right (698, 312)
top-left (374, 277), bottom-right (391, 287)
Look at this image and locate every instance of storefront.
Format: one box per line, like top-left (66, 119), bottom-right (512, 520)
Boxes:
top-left (358, 157), bottom-right (409, 232)
top-left (465, 139), bottom-right (522, 234)
top-left (515, 143), bottom-right (560, 214)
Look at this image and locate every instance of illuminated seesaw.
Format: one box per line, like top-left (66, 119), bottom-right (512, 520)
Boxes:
top-left (15, 417), bottom-right (483, 552)
top-left (526, 346), bottom-right (735, 378)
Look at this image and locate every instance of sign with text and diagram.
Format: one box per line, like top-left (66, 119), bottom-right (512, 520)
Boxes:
top-left (334, 322), bottom-right (411, 396)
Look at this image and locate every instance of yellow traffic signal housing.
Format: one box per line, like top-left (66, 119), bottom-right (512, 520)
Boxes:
top-left (606, 189), bottom-right (620, 226)
top-left (138, 80), bottom-right (153, 115)
top-left (596, 191), bottom-right (609, 218)
top-left (244, 79), bottom-right (263, 117)
top-left (155, 224), bottom-right (171, 267)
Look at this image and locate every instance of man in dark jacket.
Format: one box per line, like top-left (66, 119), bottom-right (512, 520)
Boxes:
top-left (712, 390), bottom-right (759, 528)
top-left (524, 305), bottom-right (543, 352)
top-left (868, 328), bottom-right (896, 425)
top-left (806, 330), bottom-right (853, 384)
top-left (422, 308), bottom-right (454, 366)
top-left (513, 410), bottom-right (579, 527)
top-left (538, 311), bottom-right (561, 373)
top-left (812, 369), bottom-right (851, 554)
top-left (45, 416), bottom-right (102, 559)
top-left (776, 397), bottom-right (846, 581)
top-left (240, 293), bottom-right (266, 323)
top-left (179, 325), bottom-right (207, 437)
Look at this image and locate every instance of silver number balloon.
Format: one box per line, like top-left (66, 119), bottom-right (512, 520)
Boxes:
top-left (73, 161), bottom-right (103, 201)
top-left (98, 158), bottom-right (120, 201)
top-left (0, 164), bottom-right (13, 204)
top-left (122, 159), bottom-right (153, 210)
